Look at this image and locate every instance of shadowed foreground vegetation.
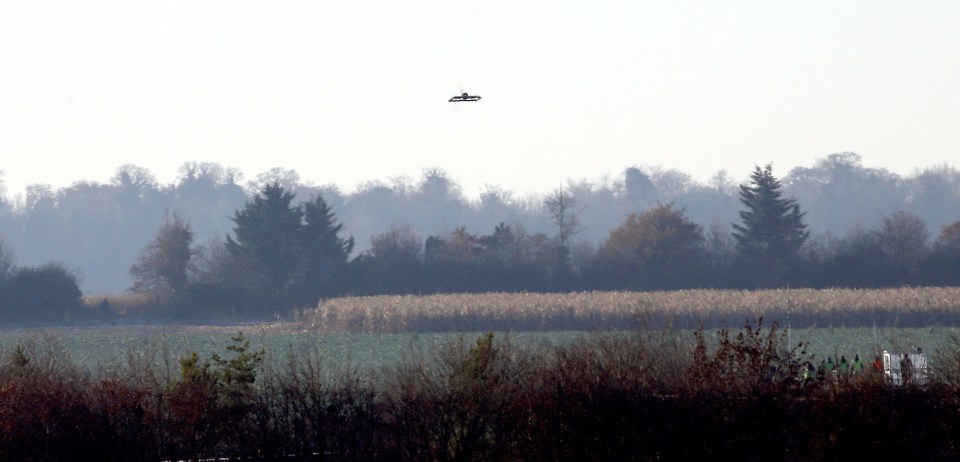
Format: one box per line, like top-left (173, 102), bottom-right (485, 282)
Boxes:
top-left (4, 322), bottom-right (960, 461)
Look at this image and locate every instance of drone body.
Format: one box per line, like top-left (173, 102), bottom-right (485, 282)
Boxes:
top-left (449, 91), bottom-right (481, 102)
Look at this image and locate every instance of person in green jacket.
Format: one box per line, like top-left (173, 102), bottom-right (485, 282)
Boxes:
top-left (839, 356), bottom-right (850, 376)
top-left (802, 362), bottom-right (816, 384)
top-left (851, 354), bottom-right (864, 375)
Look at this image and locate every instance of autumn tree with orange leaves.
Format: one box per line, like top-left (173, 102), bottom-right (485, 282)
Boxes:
top-left (600, 203), bottom-right (705, 289)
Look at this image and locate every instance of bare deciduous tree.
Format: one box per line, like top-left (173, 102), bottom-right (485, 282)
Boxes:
top-left (368, 225), bottom-right (422, 263)
top-left (545, 187), bottom-right (583, 248)
top-left (130, 212), bottom-right (195, 297)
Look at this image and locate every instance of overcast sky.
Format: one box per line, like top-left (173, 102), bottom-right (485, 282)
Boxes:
top-left (2, 1), bottom-right (958, 200)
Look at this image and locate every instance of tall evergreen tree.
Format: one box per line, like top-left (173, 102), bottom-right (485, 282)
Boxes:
top-left (732, 164), bottom-right (809, 285)
top-left (294, 195), bottom-right (354, 304)
top-left (224, 183), bottom-right (354, 312)
top-left (226, 182), bottom-right (303, 310)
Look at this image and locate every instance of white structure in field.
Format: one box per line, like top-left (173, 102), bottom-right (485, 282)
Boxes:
top-left (883, 350), bottom-right (928, 385)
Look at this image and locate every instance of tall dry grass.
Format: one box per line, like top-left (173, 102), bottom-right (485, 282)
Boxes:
top-left (83, 292), bottom-right (163, 317)
top-left (304, 287), bottom-right (960, 332)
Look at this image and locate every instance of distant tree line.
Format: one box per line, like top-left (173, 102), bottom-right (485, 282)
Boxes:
top-left (2, 153), bottom-right (960, 319)
top-left (108, 163), bottom-right (960, 320)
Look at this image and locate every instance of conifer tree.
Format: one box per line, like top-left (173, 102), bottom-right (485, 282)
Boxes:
top-left (295, 195), bottom-right (354, 304)
top-left (732, 164), bottom-right (808, 284)
top-left (225, 183), bottom-right (354, 312)
top-left (226, 182), bottom-right (303, 309)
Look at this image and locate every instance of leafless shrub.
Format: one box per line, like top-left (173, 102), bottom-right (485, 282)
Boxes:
top-left (688, 318), bottom-right (810, 396)
top-left (254, 343), bottom-right (383, 461)
top-left (932, 332), bottom-right (960, 391)
top-left (381, 332), bottom-right (535, 461)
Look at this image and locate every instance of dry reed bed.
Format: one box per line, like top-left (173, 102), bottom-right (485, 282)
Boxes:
top-left (305, 287), bottom-right (960, 332)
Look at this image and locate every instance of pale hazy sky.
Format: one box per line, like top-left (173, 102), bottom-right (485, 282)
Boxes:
top-left (2, 1), bottom-right (958, 200)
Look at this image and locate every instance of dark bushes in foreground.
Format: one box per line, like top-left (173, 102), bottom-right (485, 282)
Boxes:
top-left (3, 323), bottom-right (960, 461)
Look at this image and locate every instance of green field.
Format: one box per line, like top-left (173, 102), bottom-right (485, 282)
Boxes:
top-left (0, 325), bottom-right (586, 374)
top-left (2, 323), bottom-right (957, 375)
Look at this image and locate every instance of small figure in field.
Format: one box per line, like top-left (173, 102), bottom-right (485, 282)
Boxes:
top-left (915, 347), bottom-right (926, 383)
top-left (872, 355), bottom-right (885, 383)
top-left (838, 356), bottom-right (849, 376)
top-left (901, 352), bottom-right (913, 385)
top-left (852, 354), bottom-right (864, 375)
top-left (762, 364), bottom-right (775, 387)
top-left (802, 362), bottom-right (816, 384)
top-left (99, 298), bottom-right (115, 322)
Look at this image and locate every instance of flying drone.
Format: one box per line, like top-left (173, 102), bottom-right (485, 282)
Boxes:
top-left (449, 90), bottom-right (481, 102)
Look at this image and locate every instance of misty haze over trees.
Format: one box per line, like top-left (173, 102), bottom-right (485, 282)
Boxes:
top-left (1, 153), bottom-right (960, 318)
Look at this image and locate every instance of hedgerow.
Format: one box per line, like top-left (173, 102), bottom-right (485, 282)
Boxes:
top-left (3, 323), bottom-right (960, 461)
